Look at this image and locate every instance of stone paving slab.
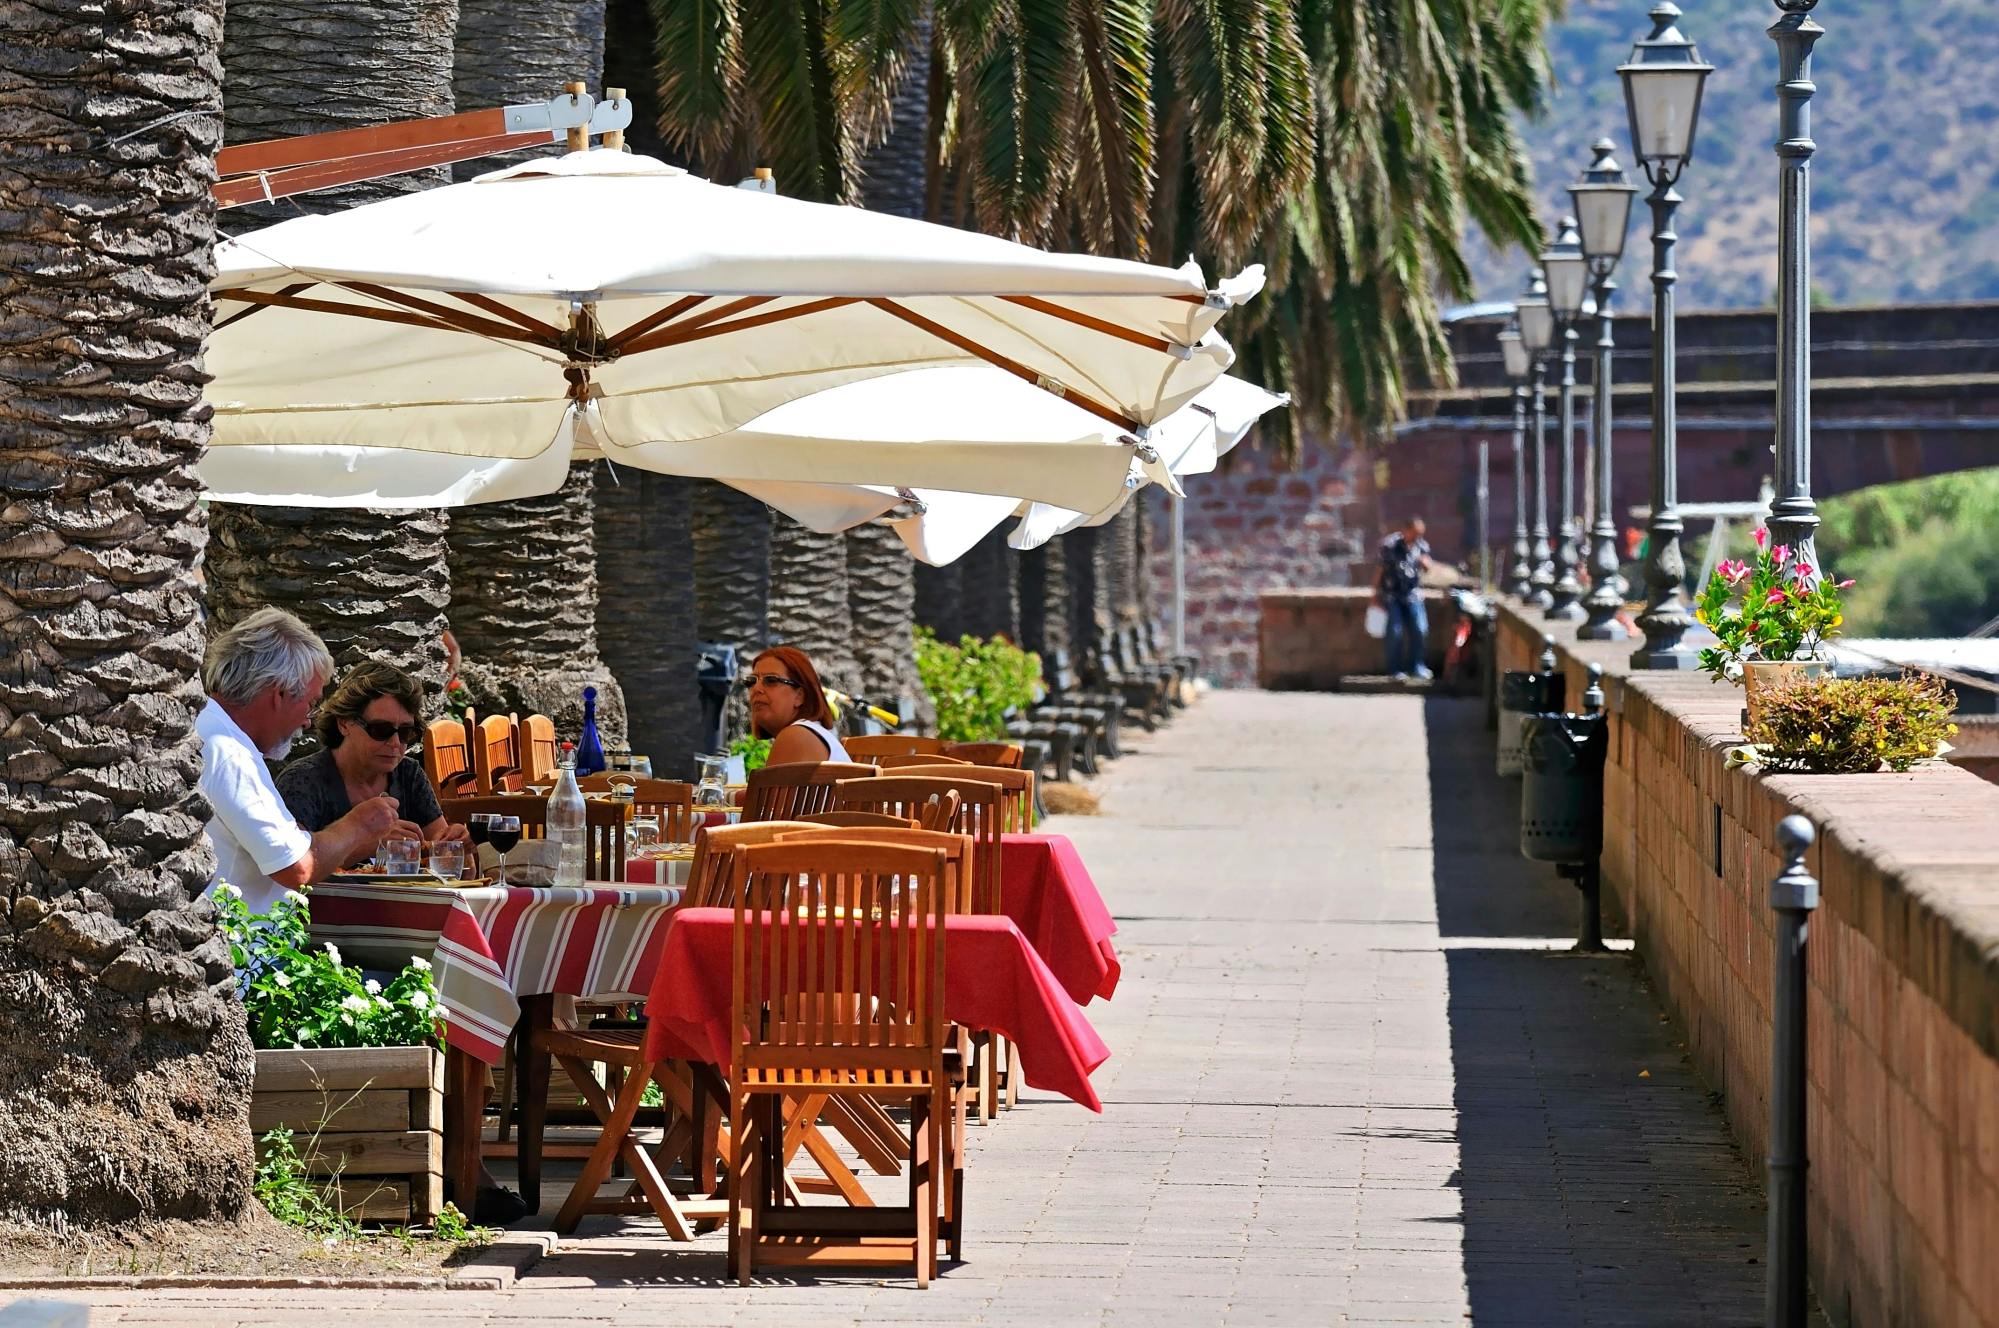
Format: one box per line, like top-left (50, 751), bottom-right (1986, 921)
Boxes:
top-left (23, 691), bottom-right (1794, 1326)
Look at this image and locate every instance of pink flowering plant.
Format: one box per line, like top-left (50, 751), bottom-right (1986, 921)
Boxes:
top-left (1692, 527), bottom-right (1852, 683)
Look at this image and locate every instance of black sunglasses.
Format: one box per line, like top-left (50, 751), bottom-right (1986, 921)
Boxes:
top-left (741, 673), bottom-right (802, 691)
top-left (354, 718), bottom-right (421, 745)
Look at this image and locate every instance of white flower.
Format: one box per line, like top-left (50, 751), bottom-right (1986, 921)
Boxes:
top-left (409, 990), bottom-right (432, 1011)
top-left (215, 882), bottom-right (242, 899)
top-left (272, 972), bottom-right (291, 988)
top-left (408, 956), bottom-right (431, 972)
top-left (283, 890), bottom-right (308, 908)
top-left (322, 943), bottom-right (342, 967)
top-left (363, 979), bottom-right (382, 996)
top-left (339, 994), bottom-right (370, 1014)
top-left (339, 1012), bottom-right (354, 1026)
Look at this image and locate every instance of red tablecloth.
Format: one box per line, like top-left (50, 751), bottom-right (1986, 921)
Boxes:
top-left (642, 909), bottom-right (1110, 1111)
top-left (309, 882), bottom-right (680, 1064)
top-left (1001, 833), bottom-right (1120, 1004)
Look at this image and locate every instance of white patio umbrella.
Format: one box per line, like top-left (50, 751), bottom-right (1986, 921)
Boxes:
top-left (207, 149), bottom-right (1263, 493)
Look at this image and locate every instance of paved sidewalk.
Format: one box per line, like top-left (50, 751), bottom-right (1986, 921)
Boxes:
top-left (48, 691), bottom-right (1774, 1326)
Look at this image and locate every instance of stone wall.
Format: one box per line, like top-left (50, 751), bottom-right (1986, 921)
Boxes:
top-left (1494, 605), bottom-right (1999, 1328)
top-left (1256, 588), bottom-right (1453, 689)
top-left (1142, 443), bottom-right (1366, 688)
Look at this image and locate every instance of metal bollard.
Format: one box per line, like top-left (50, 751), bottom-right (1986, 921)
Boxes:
top-left (1767, 815), bottom-right (1818, 1328)
top-left (1520, 664), bottom-right (1609, 950)
top-left (1497, 634), bottom-right (1565, 777)
top-left (1482, 604), bottom-right (1501, 731)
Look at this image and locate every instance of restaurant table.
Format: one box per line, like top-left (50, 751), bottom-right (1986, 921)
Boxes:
top-left (1000, 833), bottom-right (1120, 1005)
top-left (641, 908), bottom-right (1111, 1111)
top-left (308, 879), bottom-right (682, 1208)
top-left (623, 853), bottom-right (694, 889)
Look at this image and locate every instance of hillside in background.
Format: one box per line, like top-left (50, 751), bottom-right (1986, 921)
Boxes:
top-left (1468, 0), bottom-right (1999, 310)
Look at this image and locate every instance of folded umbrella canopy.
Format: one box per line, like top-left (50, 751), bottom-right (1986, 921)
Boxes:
top-left (207, 148), bottom-right (1263, 513)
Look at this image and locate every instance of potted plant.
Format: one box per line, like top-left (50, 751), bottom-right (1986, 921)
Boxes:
top-left (1693, 528), bottom-right (1853, 726)
top-left (216, 885), bottom-right (448, 1224)
top-left (1744, 670), bottom-right (1957, 773)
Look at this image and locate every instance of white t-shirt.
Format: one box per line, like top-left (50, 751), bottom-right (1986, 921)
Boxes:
top-left (792, 718), bottom-right (852, 763)
top-left (196, 699), bottom-right (313, 916)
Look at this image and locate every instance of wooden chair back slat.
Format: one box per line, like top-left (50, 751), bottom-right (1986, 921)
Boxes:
top-left (877, 752), bottom-right (970, 769)
top-left (941, 741), bottom-right (1024, 769)
top-left (579, 775), bottom-right (695, 844)
top-left (519, 714), bottom-right (558, 786)
top-left (770, 827), bottom-right (978, 915)
top-left (890, 762), bottom-right (1035, 833)
top-left (683, 820), bottom-right (820, 908)
top-left (794, 811), bottom-right (921, 830)
top-left (423, 717), bottom-right (475, 796)
top-left (729, 841), bottom-right (947, 1073)
top-left (468, 712), bottom-right (523, 794)
top-left (832, 776), bottom-right (1004, 914)
top-left (843, 734), bottom-right (947, 763)
top-left (741, 761), bottom-right (877, 823)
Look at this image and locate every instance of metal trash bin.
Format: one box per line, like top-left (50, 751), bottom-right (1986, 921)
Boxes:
top-left (1519, 710), bottom-right (1608, 863)
top-left (1496, 634), bottom-right (1564, 777)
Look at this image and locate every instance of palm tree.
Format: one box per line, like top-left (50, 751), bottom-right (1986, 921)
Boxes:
top-left (442, 3), bottom-right (630, 746)
top-left (768, 516), bottom-right (861, 697)
top-left (595, 470), bottom-right (703, 777)
top-left (691, 480), bottom-right (772, 739)
top-left (0, 0), bottom-right (255, 1223)
top-left (208, 0), bottom-right (462, 710)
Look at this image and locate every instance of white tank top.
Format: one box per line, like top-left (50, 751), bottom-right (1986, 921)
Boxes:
top-left (791, 718), bottom-right (851, 763)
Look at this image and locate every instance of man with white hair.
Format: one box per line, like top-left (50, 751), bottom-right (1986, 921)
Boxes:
top-left (197, 607), bottom-right (399, 913)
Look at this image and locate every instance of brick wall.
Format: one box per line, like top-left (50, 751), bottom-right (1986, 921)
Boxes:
top-left (1142, 443), bottom-right (1366, 689)
top-left (1256, 588), bottom-right (1454, 688)
top-left (1495, 606), bottom-right (1999, 1328)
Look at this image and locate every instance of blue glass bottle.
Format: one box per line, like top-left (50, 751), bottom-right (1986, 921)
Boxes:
top-left (576, 685), bottom-right (608, 776)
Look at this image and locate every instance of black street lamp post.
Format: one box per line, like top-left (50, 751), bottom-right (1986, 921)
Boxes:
top-left (1768, 0), bottom-right (1823, 582)
top-left (1620, 1), bottom-right (1712, 670)
top-left (1571, 138), bottom-right (1640, 641)
top-left (1543, 216), bottom-right (1590, 624)
top-left (1499, 319), bottom-right (1534, 598)
top-left (1517, 270), bottom-right (1556, 610)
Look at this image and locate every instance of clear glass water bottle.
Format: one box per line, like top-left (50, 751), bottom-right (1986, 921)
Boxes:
top-left (549, 740), bottom-right (588, 889)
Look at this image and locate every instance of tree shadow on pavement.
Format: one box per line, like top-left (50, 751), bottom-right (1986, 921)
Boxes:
top-left (1423, 695), bottom-right (1777, 1327)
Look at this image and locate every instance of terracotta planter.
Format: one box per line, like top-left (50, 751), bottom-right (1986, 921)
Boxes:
top-left (1743, 658), bottom-right (1827, 730)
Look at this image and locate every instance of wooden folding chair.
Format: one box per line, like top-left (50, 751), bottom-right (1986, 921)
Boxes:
top-left (726, 841), bottom-right (953, 1285)
top-left (844, 734), bottom-right (946, 763)
top-left (877, 752), bottom-right (971, 769)
top-left (941, 741), bottom-right (1024, 769)
top-left (423, 716), bottom-right (477, 795)
top-left (437, 794), bottom-right (623, 878)
top-left (469, 711), bottom-right (523, 793)
top-left (794, 810), bottom-right (920, 830)
top-left (440, 793), bottom-right (548, 840)
top-left (741, 761), bottom-right (877, 822)
top-left (579, 776), bottom-right (696, 845)
top-left (895, 763), bottom-right (1036, 832)
top-left (519, 713), bottom-right (558, 785)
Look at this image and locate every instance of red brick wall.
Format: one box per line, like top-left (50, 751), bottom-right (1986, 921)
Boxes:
top-left (1142, 443), bottom-right (1365, 688)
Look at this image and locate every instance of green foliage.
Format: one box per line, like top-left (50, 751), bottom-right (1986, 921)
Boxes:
top-left (255, 1126), bottom-right (361, 1239)
top-left (1692, 529), bottom-right (1849, 683)
top-left (1819, 470), bottom-right (1999, 638)
top-left (727, 734), bottom-right (773, 774)
top-left (1746, 672), bottom-right (1958, 775)
top-left (215, 887), bottom-right (442, 1051)
top-left (913, 629), bottom-right (1044, 742)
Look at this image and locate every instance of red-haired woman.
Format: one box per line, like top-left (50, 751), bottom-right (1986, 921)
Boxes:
top-left (746, 645), bottom-right (852, 764)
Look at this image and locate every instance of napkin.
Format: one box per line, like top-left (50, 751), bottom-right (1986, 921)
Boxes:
top-left (475, 839), bottom-right (559, 887)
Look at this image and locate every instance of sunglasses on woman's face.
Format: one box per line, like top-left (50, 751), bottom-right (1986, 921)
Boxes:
top-left (741, 673), bottom-right (802, 691)
top-left (355, 718), bottom-right (421, 745)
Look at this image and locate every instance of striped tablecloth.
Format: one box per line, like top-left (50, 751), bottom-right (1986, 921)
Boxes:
top-left (307, 881), bottom-right (682, 1064)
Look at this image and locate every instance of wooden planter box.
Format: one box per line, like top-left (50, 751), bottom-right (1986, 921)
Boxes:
top-left (251, 1045), bottom-right (444, 1224)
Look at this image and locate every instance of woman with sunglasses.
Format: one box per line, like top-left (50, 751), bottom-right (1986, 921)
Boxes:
top-left (276, 660), bottom-right (469, 860)
top-left (746, 645), bottom-right (852, 764)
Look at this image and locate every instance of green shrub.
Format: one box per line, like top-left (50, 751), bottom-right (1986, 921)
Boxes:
top-left (1746, 671), bottom-right (1957, 774)
top-left (913, 630), bottom-right (1044, 742)
top-left (727, 734), bottom-right (773, 774)
top-left (215, 886), bottom-right (442, 1050)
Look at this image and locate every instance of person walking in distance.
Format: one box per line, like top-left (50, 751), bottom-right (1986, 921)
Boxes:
top-left (1375, 517), bottom-right (1434, 680)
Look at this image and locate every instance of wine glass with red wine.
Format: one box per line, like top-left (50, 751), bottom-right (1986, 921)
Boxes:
top-left (487, 816), bottom-right (523, 886)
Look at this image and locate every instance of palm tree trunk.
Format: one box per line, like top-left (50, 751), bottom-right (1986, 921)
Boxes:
top-left (0, 0), bottom-right (255, 1223)
top-left (209, 0), bottom-right (460, 710)
top-left (595, 469), bottom-right (701, 777)
top-left (1070, 527), bottom-right (1111, 662)
top-left (1021, 537), bottom-right (1072, 665)
top-left (442, 5), bottom-right (625, 744)
top-left (959, 530), bottom-right (1022, 641)
top-left (768, 517), bottom-right (859, 699)
top-left (444, 463), bottom-right (625, 744)
top-left (844, 15), bottom-right (935, 728)
top-left (691, 481), bottom-right (770, 739)
top-left (1103, 504), bottom-right (1141, 633)
top-left (913, 560), bottom-right (965, 641)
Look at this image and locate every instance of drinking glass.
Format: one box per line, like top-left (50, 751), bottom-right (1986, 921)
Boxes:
top-left (630, 816), bottom-right (659, 858)
top-left (381, 836), bottom-right (422, 876)
top-left (465, 813), bottom-right (494, 851)
top-left (487, 816), bottom-right (523, 886)
top-left (427, 840), bottom-right (466, 880)
top-left (695, 754), bottom-right (730, 806)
